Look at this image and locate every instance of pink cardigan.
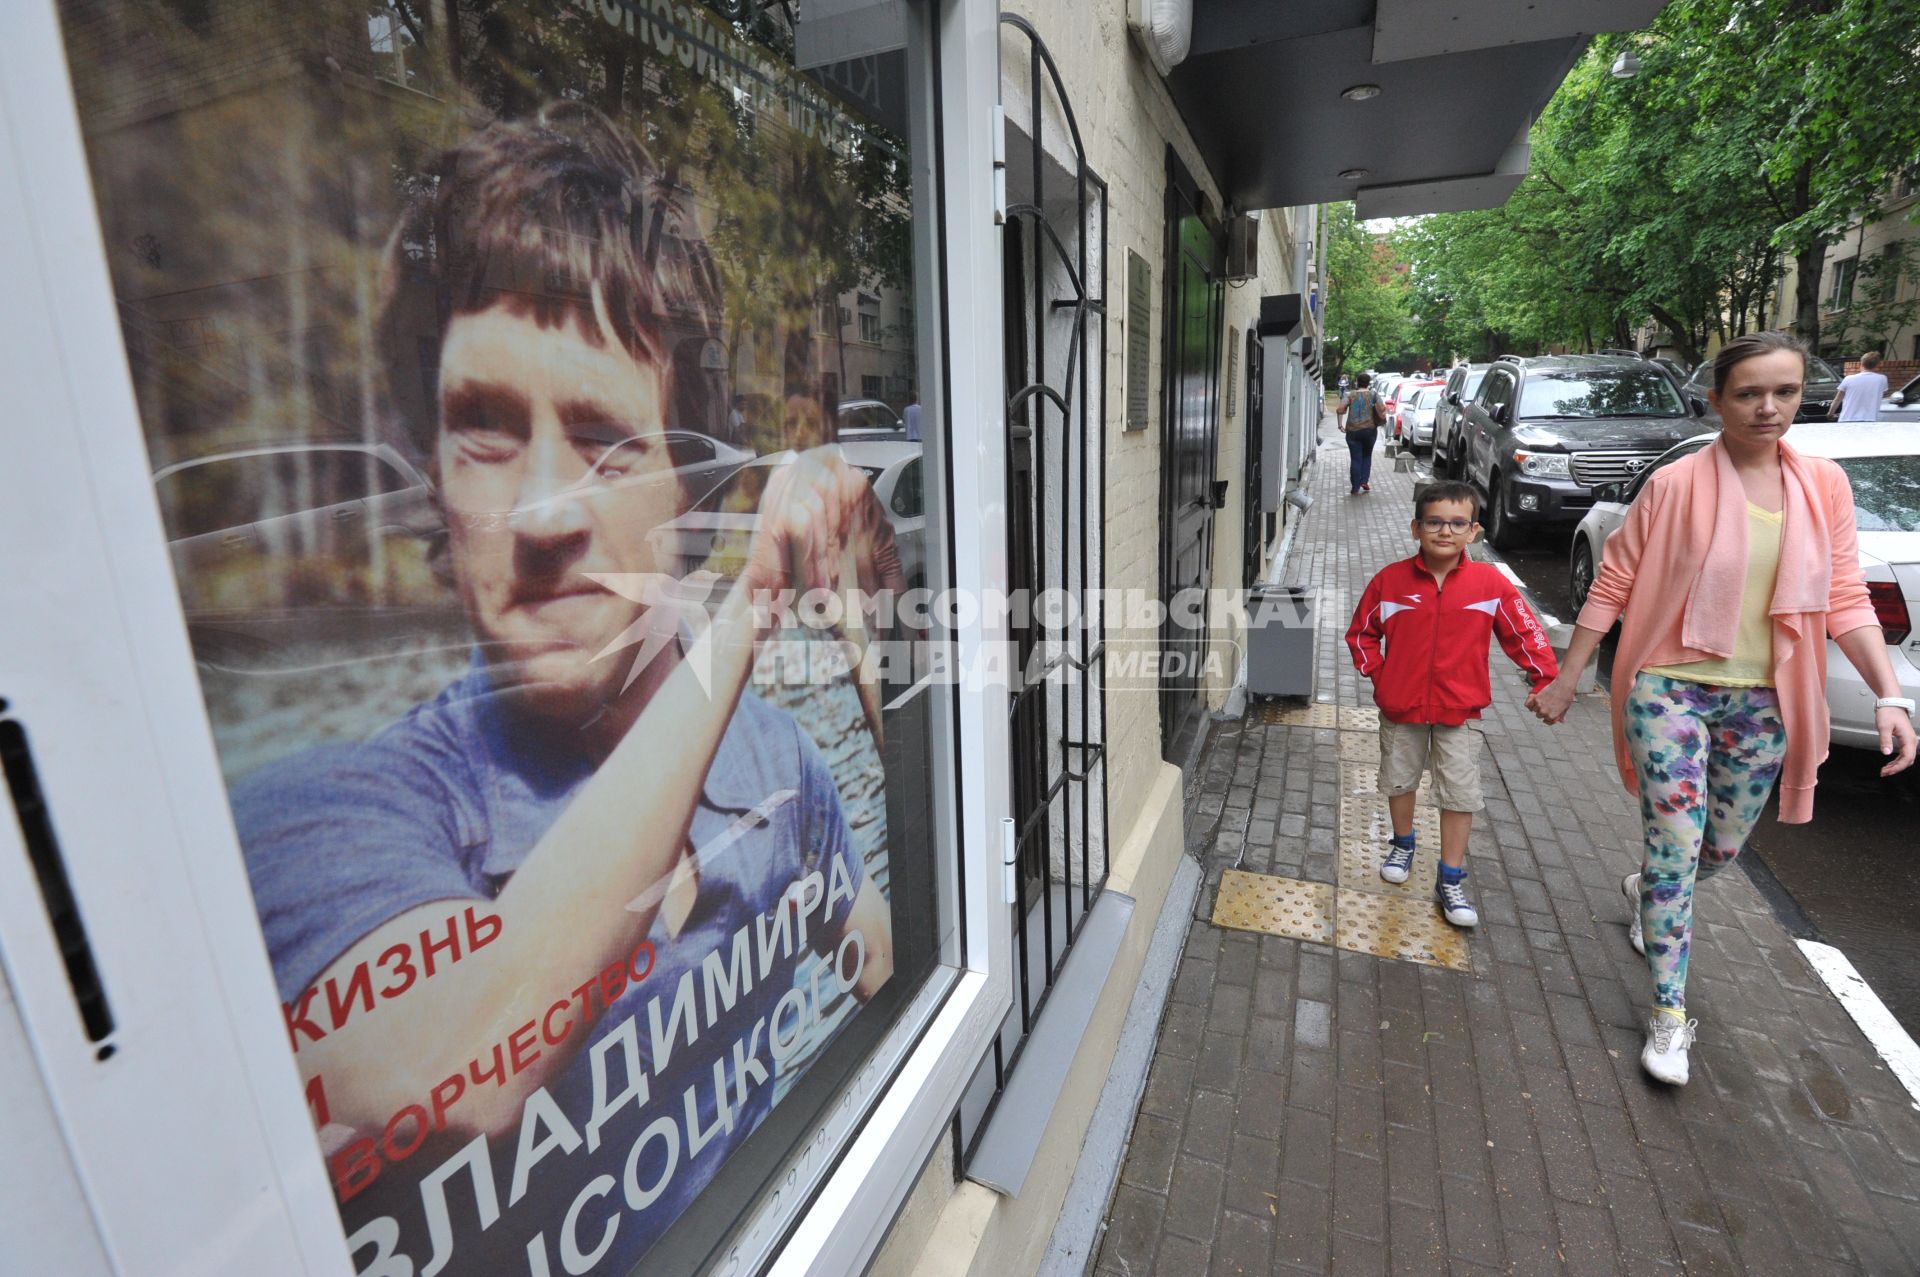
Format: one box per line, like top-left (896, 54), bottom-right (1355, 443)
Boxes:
top-left (1575, 437), bottom-right (1879, 822)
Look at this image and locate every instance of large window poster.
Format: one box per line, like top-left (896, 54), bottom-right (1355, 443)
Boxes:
top-left (57, 1), bottom-right (942, 1272)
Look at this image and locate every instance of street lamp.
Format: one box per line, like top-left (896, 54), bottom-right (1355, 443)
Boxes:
top-left (1611, 50), bottom-right (1641, 80)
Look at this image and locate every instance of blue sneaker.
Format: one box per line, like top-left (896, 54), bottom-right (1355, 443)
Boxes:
top-left (1435, 876), bottom-right (1479, 928)
top-left (1380, 840), bottom-right (1416, 884)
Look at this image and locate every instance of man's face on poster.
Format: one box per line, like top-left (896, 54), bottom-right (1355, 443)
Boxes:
top-left (433, 301), bottom-right (687, 717)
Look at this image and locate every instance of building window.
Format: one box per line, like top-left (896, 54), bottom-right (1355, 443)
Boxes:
top-left (54, 2), bottom-right (962, 1272)
top-left (366, 5), bottom-right (417, 88)
top-left (861, 374), bottom-right (885, 399)
top-left (1830, 255), bottom-right (1859, 306)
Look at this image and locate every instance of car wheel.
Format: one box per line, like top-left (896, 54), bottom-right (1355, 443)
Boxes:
top-left (1569, 536), bottom-right (1595, 614)
top-left (1485, 474), bottom-right (1524, 550)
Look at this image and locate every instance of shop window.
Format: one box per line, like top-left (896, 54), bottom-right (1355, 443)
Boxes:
top-left (53, 1), bottom-right (956, 1271)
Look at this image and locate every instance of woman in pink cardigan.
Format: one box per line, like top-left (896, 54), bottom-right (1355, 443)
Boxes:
top-left (1528, 332), bottom-right (1917, 1087)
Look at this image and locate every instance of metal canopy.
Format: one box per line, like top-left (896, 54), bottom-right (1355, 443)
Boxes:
top-left (1164, 0), bottom-right (1667, 215)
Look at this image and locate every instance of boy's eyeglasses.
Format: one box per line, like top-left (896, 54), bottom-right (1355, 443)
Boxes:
top-left (1418, 518), bottom-right (1475, 533)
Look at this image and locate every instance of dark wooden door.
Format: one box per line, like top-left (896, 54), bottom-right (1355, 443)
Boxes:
top-left (1242, 327), bottom-right (1264, 589)
top-left (1159, 152), bottom-right (1223, 763)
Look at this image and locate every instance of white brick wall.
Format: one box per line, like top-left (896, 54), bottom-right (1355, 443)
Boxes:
top-left (1002, 0), bottom-right (1305, 834)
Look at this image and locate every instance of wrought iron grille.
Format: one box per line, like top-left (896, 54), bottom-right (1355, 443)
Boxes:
top-left (957, 11), bottom-right (1110, 1161)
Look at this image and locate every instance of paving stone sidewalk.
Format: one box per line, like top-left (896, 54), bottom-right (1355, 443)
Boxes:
top-left (1094, 431), bottom-right (1920, 1275)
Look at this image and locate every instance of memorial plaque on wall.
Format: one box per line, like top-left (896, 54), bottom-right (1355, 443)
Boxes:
top-left (1125, 248), bottom-right (1151, 430)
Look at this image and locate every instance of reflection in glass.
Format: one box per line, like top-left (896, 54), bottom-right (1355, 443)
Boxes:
top-left (1518, 370), bottom-right (1687, 419)
top-left (56, 1), bottom-right (941, 1271)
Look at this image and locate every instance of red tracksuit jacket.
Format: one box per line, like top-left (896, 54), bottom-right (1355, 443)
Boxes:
top-left (1345, 555), bottom-right (1560, 726)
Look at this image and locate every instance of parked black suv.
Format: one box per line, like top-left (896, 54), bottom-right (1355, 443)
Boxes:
top-left (1430, 362), bottom-right (1491, 481)
top-left (1457, 354), bottom-right (1709, 549)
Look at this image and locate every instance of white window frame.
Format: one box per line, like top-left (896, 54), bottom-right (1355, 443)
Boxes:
top-left (0, 0), bottom-right (1012, 1272)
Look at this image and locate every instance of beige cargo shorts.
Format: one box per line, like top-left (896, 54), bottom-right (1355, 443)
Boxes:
top-left (1378, 719), bottom-right (1484, 812)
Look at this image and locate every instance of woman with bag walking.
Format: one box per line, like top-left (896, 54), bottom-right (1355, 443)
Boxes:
top-left (1527, 331), bottom-right (1917, 1087)
top-left (1337, 372), bottom-right (1385, 494)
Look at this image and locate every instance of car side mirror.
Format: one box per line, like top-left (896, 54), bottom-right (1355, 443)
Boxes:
top-left (1446, 392), bottom-right (1460, 406)
top-left (1489, 403), bottom-right (1508, 426)
top-left (1688, 394), bottom-right (1709, 417)
top-left (1592, 481), bottom-right (1625, 504)
top-left (1892, 392), bottom-right (1907, 407)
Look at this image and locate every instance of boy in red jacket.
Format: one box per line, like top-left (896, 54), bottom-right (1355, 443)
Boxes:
top-left (1344, 481), bottom-right (1559, 927)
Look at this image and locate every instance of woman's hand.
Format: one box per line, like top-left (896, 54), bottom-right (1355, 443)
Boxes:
top-left (1526, 677), bottom-right (1576, 724)
top-left (1875, 706), bottom-right (1917, 777)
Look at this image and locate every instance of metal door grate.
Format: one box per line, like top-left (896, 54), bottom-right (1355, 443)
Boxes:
top-left (956, 11), bottom-right (1110, 1164)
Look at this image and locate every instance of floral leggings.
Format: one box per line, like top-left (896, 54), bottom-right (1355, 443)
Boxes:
top-left (1625, 672), bottom-right (1788, 1010)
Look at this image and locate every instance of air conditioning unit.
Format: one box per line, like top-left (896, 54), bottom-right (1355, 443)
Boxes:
top-left (1127, 0), bottom-right (1192, 77)
top-left (1226, 212), bottom-right (1259, 282)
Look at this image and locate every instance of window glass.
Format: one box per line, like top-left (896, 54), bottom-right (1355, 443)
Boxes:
top-left (891, 458), bottom-right (923, 519)
top-left (1414, 388), bottom-right (1442, 410)
top-left (56, 2), bottom-right (946, 1271)
top-left (1836, 456), bottom-right (1920, 532)
top-left (1478, 371), bottom-right (1514, 412)
top-left (1518, 370), bottom-right (1686, 418)
top-left (1462, 371), bottom-right (1486, 399)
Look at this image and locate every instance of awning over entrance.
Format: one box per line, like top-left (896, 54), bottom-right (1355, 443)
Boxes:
top-left (1162, 0), bottom-right (1667, 216)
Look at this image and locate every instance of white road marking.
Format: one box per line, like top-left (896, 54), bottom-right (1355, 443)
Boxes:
top-left (1797, 939), bottom-right (1920, 1111)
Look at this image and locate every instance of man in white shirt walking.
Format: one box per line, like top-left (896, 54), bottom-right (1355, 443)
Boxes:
top-left (1831, 350), bottom-right (1889, 422)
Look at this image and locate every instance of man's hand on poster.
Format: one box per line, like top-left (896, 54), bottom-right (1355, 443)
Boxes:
top-left (741, 446), bottom-right (906, 606)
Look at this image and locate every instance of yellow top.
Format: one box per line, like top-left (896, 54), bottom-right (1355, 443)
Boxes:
top-left (1644, 503), bottom-right (1783, 688)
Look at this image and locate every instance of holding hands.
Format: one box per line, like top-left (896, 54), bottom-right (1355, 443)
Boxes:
top-left (1526, 677), bottom-right (1576, 725)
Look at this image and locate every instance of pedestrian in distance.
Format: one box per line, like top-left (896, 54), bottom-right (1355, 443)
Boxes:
top-left (1528, 331), bottom-right (1918, 1087)
top-left (1345, 480), bottom-right (1561, 930)
top-left (1830, 349), bottom-right (1888, 422)
top-left (1337, 372), bottom-right (1386, 494)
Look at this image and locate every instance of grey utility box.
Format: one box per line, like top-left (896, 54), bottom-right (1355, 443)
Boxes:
top-left (1246, 584), bottom-right (1316, 698)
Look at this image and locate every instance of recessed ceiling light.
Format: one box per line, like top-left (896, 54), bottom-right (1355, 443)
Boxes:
top-left (1339, 168), bottom-right (1370, 180)
top-left (1340, 84), bottom-right (1382, 101)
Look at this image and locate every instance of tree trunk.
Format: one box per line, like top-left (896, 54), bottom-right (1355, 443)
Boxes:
top-left (1648, 304), bottom-right (1702, 368)
top-left (1789, 162), bottom-right (1826, 351)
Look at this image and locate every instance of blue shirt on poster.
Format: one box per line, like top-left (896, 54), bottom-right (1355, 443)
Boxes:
top-left (232, 661), bottom-right (862, 1271)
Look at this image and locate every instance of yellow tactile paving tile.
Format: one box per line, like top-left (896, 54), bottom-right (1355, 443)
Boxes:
top-left (1256, 700), bottom-right (1340, 728)
top-left (1337, 791), bottom-right (1440, 850)
top-left (1338, 732), bottom-right (1379, 764)
top-left (1337, 706), bottom-right (1381, 733)
top-left (1334, 888), bottom-right (1472, 972)
top-left (1211, 870), bottom-right (1335, 944)
top-left (1337, 839), bottom-right (1440, 900)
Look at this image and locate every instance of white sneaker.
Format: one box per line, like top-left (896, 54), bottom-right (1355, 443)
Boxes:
top-left (1641, 1013), bottom-right (1697, 1086)
top-left (1621, 872), bottom-right (1646, 956)
top-left (1380, 841), bottom-right (1416, 884)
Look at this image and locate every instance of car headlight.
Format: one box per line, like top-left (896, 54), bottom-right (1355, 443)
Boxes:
top-left (1512, 450), bottom-right (1570, 480)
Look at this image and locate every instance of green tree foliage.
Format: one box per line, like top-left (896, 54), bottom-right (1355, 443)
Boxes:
top-left (1400, 0), bottom-right (1920, 365)
top-left (1322, 201), bottom-right (1411, 378)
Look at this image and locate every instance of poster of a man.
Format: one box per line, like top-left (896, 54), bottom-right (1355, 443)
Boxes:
top-left (53, 1), bottom-right (931, 1270)
top-left (231, 101), bottom-right (897, 1270)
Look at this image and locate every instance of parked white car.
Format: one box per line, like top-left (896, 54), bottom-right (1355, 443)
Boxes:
top-left (1881, 373), bottom-right (1920, 423)
top-left (1401, 384), bottom-right (1444, 453)
top-left (1567, 424), bottom-right (1920, 750)
top-left (651, 440), bottom-right (928, 593)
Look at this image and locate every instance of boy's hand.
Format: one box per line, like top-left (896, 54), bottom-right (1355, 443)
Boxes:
top-left (1526, 678), bottom-right (1575, 724)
